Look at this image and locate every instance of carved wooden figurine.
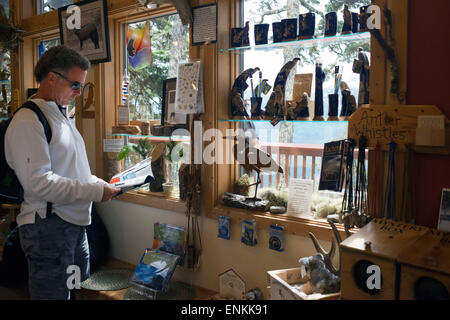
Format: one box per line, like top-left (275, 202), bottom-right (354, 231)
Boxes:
top-left (287, 92), bottom-right (309, 120)
top-left (231, 67), bottom-right (260, 117)
top-left (313, 61), bottom-right (325, 120)
top-left (353, 47), bottom-right (370, 107)
top-left (342, 5), bottom-right (352, 34)
top-left (264, 58), bottom-right (301, 124)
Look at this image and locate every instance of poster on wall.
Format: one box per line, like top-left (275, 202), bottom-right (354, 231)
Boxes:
top-left (438, 188), bottom-right (450, 232)
top-left (58, 0), bottom-right (111, 64)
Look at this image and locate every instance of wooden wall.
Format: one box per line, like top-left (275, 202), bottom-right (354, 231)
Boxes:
top-left (407, 0), bottom-right (450, 228)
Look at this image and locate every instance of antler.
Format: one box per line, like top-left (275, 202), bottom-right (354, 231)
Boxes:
top-left (308, 219), bottom-right (344, 275)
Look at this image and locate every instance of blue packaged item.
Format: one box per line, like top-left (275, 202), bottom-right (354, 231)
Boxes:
top-left (269, 225), bottom-right (285, 252)
top-left (218, 216), bottom-right (231, 240)
top-left (241, 220), bottom-right (257, 246)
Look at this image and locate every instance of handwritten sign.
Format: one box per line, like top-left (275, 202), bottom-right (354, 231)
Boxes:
top-left (348, 105), bottom-right (444, 149)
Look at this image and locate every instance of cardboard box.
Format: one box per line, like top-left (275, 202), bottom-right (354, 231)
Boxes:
top-left (267, 267), bottom-right (340, 300)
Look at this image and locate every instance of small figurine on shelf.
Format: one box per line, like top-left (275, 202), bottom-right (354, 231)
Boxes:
top-left (351, 12), bottom-right (359, 33)
top-left (313, 61), bottom-right (325, 121)
top-left (342, 5), bottom-right (352, 35)
top-left (272, 21), bottom-right (284, 43)
top-left (328, 66), bottom-right (342, 121)
top-left (324, 12), bottom-right (337, 37)
top-left (231, 21), bottom-right (250, 47)
top-left (254, 23), bottom-right (269, 45)
top-left (264, 58), bottom-right (301, 125)
top-left (287, 92), bottom-right (309, 120)
top-left (282, 18), bottom-right (298, 41)
top-left (231, 67), bottom-right (260, 117)
top-left (359, 6), bottom-right (370, 32)
top-left (353, 47), bottom-right (370, 107)
top-left (339, 81), bottom-right (357, 119)
top-left (298, 13), bottom-right (315, 40)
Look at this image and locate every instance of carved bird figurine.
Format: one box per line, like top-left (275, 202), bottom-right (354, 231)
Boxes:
top-left (225, 134), bottom-right (283, 199)
top-left (138, 0), bottom-right (192, 26)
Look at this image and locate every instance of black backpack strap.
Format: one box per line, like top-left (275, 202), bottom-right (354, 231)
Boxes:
top-left (15, 101), bottom-right (53, 214)
top-left (18, 101), bottom-right (52, 144)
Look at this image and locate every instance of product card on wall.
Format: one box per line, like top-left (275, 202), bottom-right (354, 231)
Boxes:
top-left (269, 225), bottom-right (285, 252)
top-left (175, 60), bottom-right (204, 114)
top-left (218, 215), bottom-right (231, 240)
top-left (241, 219), bottom-right (257, 246)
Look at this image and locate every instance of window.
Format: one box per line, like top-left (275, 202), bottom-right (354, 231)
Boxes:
top-left (237, 0), bottom-right (370, 220)
top-left (124, 13), bottom-right (189, 121)
top-left (37, 0), bottom-right (73, 14)
top-left (119, 12), bottom-right (190, 198)
top-left (0, 50), bottom-right (11, 118)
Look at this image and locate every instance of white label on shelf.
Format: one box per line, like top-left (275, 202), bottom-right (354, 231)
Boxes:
top-left (104, 139), bottom-right (124, 152)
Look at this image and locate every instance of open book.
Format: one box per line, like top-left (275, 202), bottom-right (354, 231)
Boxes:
top-left (109, 157), bottom-right (154, 195)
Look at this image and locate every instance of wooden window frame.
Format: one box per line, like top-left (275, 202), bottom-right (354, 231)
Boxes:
top-left (201, 0), bottom-right (409, 240)
top-left (14, 0), bottom-right (188, 214)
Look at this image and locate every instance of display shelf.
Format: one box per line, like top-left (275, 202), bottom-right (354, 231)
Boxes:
top-left (0, 80), bottom-right (11, 85)
top-left (219, 32), bottom-right (370, 53)
top-left (219, 119), bottom-right (348, 123)
top-left (105, 133), bottom-right (190, 142)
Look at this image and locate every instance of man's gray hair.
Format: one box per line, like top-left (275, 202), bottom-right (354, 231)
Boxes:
top-left (34, 45), bottom-right (91, 83)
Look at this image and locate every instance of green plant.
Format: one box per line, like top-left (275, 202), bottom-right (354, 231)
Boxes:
top-left (117, 145), bottom-right (131, 161)
top-left (165, 139), bottom-right (183, 163)
top-left (132, 138), bottom-right (153, 159)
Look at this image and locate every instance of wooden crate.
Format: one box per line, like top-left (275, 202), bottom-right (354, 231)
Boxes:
top-left (398, 230), bottom-right (450, 300)
top-left (267, 267), bottom-right (340, 300)
top-left (340, 219), bottom-right (429, 300)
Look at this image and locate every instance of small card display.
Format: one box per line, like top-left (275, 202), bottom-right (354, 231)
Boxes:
top-left (241, 219), bottom-right (257, 246)
top-left (269, 225), bottom-right (285, 252)
top-left (218, 215), bottom-right (231, 240)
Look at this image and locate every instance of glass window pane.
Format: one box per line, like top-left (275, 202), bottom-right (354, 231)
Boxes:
top-left (124, 14), bottom-right (189, 121)
top-left (240, 0), bottom-right (370, 219)
top-left (38, 0), bottom-right (73, 14)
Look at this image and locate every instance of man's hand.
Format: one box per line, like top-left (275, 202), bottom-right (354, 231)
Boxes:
top-left (102, 184), bottom-right (121, 201)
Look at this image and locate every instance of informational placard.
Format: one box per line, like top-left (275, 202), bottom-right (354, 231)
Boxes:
top-left (118, 105), bottom-right (130, 125)
top-left (287, 179), bottom-right (314, 217)
top-left (348, 105), bottom-right (445, 150)
top-left (293, 73), bottom-right (313, 101)
top-left (103, 139), bottom-right (124, 152)
top-left (192, 4), bottom-right (217, 46)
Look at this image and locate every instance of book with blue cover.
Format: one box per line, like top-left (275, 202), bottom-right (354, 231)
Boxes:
top-left (130, 248), bottom-right (180, 292)
top-left (152, 222), bottom-right (187, 265)
top-left (318, 140), bottom-right (345, 192)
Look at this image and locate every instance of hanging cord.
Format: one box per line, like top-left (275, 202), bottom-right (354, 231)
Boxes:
top-left (354, 136), bottom-right (368, 212)
top-left (400, 144), bottom-right (412, 223)
top-left (341, 139), bottom-right (355, 220)
top-left (370, 142), bottom-right (382, 219)
top-left (383, 141), bottom-right (397, 220)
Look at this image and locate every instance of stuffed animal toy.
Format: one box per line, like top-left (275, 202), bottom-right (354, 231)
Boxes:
top-left (298, 253), bottom-right (341, 295)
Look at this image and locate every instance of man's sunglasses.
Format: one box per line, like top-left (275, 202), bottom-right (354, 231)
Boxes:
top-left (52, 71), bottom-right (85, 91)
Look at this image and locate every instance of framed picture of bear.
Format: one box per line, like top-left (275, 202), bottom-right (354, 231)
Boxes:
top-left (58, 0), bottom-right (111, 64)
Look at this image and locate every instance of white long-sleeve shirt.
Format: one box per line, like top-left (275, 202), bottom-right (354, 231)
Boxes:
top-left (5, 98), bottom-right (105, 227)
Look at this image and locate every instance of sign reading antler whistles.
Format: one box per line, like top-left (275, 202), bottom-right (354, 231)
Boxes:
top-left (348, 105), bottom-right (445, 150)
